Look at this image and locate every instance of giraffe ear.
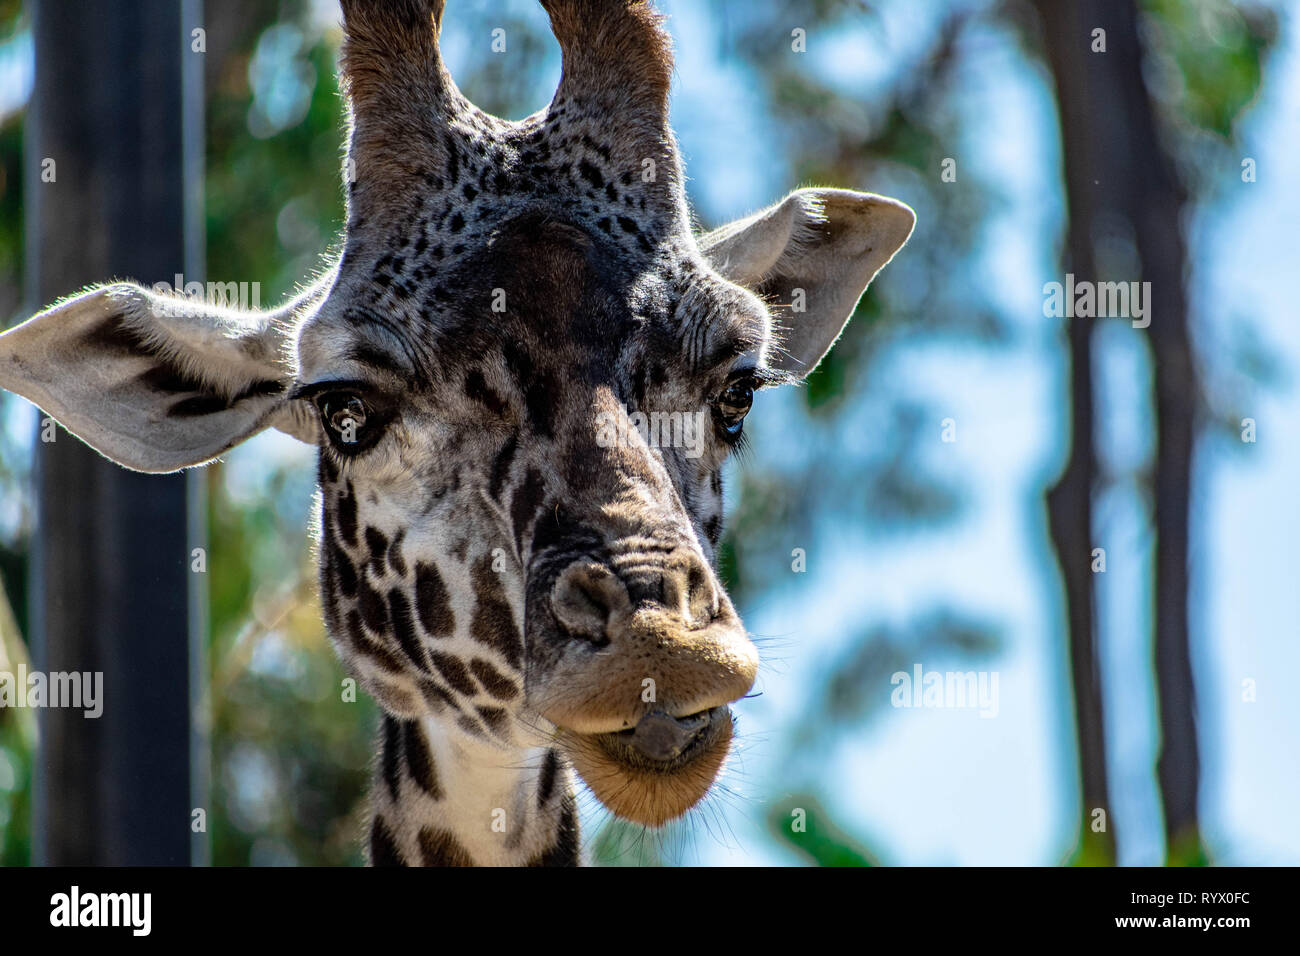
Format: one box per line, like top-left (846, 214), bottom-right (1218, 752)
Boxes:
top-left (0, 282), bottom-right (317, 473)
top-left (700, 188), bottom-right (915, 379)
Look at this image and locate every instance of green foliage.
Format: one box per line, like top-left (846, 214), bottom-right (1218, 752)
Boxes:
top-left (1142, 0), bottom-right (1276, 141)
top-left (1064, 819), bottom-right (1117, 868)
top-left (590, 818), bottom-right (668, 867)
top-left (767, 794), bottom-right (882, 866)
top-left (0, 575), bottom-right (33, 865)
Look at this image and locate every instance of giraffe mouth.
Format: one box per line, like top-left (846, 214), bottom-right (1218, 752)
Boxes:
top-left (560, 706), bottom-right (734, 827)
top-left (605, 706), bottom-right (725, 767)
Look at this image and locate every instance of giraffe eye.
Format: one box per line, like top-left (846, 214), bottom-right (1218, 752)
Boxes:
top-left (317, 392), bottom-right (375, 449)
top-left (713, 380), bottom-right (754, 438)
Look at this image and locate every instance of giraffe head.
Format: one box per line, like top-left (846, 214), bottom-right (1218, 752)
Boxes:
top-left (0, 0), bottom-right (913, 829)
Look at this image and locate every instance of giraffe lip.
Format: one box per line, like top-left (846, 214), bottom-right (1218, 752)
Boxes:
top-left (561, 706), bottom-right (735, 826)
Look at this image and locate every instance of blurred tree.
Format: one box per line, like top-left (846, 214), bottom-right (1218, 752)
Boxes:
top-left (1027, 0), bottom-right (1275, 865)
top-left (1029, 0), bottom-right (1118, 867)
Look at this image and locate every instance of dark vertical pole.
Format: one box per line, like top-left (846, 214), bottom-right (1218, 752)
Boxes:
top-left (1033, 0), bottom-right (1116, 865)
top-left (25, 0), bottom-right (205, 865)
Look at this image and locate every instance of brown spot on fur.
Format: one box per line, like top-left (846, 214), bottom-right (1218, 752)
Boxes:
top-left (469, 658), bottom-right (519, 701)
top-left (415, 561), bottom-right (455, 637)
top-left (476, 705), bottom-right (509, 737)
top-left (428, 650), bottom-right (476, 696)
top-left (418, 826), bottom-right (474, 867)
top-left (388, 588), bottom-right (427, 669)
top-left (369, 815), bottom-right (405, 867)
top-left (336, 482), bottom-right (359, 547)
top-left (470, 556), bottom-right (523, 667)
top-left (387, 529), bottom-right (408, 577)
top-left (365, 526), bottom-right (390, 576)
top-left (403, 720), bottom-right (442, 798)
top-left (527, 795), bottom-right (579, 866)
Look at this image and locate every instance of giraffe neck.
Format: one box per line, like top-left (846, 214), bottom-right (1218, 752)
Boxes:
top-left (366, 715), bottom-right (580, 866)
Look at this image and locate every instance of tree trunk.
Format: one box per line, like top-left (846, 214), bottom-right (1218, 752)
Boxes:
top-left (1033, 0), bottom-right (1204, 864)
top-left (1033, 0), bottom-right (1116, 865)
top-left (1104, 0), bottom-right (1205, 865)
top-left (26, 0), bottom-right (207, 865)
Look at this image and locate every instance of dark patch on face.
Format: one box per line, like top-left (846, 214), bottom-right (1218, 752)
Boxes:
top-left (319, 450), bottom-right (339, 485)
top-left (428, 650), bottom-right (477, 696)
top-left (328, 537), bottom-right (359, 599)
top-left (537, 749), bottom-right (560, 808)
top-left (418, 827), bottom-right (474, 867)
top-left (456, 714), bottom-right (484, 738)
top-left (466, 368), bottom-right (508, 418)
top-left (418, 678), bottom-right (459, 715)
top-left (414, 562), bottom-right (455, 637)
top-left (369, 816), bottom-right (405, 867)
top-left (502, 340), bottom-right (556, 438)
top-left (476, 705), bottom-right (509, 736)
top-left (488, 434), bottom-right (518, 502)
top-left (365, 526), bottom-right (390, 576)
top-left (469, 556), bottom-right (523, 667)
top-left (358, 577), bottom-right (390, 635)
top-left (469, 658), bottom-right (519, 701)
top-left (345, 609), bottom-right (406, 673)
top-left (402, 720), bottom-right (442, 798)
top-left (527, 795), bottom-right (579, 866)
top-left (370, 681), bottom-right (418, 715)
top-left (509, 467), bottom-right (547, 552)
top-left (388, 589), bottom-right (426, 669)
top-left (527, 498), bottom-right (603, 573)
top-left (381, 715), bottom-right (402, 802)
top-left (578, 159), bottom-right (604, 188)
top-left (336, 482), bottom-right (359, 547)
top-left (704, 515), bottom-right (722, 547)
top-left (387, 530), bottom-right (407, 577)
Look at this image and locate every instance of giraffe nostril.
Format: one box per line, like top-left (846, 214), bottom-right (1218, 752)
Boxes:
top-left (550, 562), bottom-right (626, 645)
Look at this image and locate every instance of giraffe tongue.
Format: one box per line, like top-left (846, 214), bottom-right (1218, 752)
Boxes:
top-left (628, 710), bottom-right (712, 763)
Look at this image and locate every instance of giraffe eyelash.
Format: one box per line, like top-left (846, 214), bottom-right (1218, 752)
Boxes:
top-left (748, 366), bottom-right (796, 389)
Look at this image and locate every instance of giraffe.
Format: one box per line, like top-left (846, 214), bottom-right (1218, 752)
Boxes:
top-left (0, 0), bottom-right (914, 865)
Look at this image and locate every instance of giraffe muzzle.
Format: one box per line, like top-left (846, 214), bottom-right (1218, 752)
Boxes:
top-left (560, 705), bottom-right (735, 827)
top-left (531, 550), bottom-right (755, 826)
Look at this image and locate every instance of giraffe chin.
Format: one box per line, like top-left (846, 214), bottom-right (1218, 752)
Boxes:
top-left (560, 707), bottom-right (734, 828)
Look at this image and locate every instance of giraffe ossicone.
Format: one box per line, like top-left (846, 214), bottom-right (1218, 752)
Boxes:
top-left (0, 0), bottom-right (914, 865)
